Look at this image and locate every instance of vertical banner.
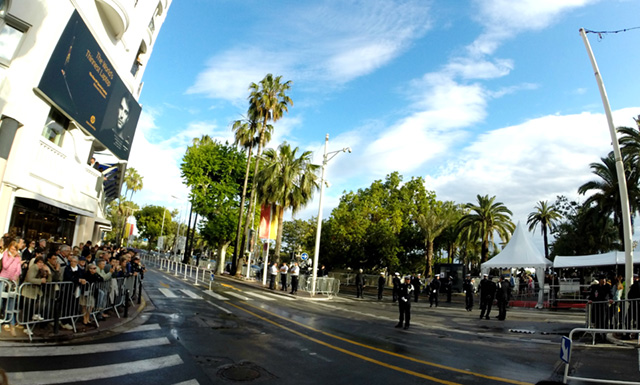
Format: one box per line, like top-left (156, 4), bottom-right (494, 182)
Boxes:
top-left (269, 205), bottom-right (279, 240)
top-left (259, 204), bottom-right (272, 239)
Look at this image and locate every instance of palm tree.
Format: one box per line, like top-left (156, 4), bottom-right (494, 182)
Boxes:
top-left (255, 142), bottom-right (319, 260)
top-left (415, 200), bottom-right (458, 277)
top-left (457, 194), bottom-right (515, 263)
top-left (123, 167), bottom-right (143, 200)
top-left (230, 110), bottom-right (272, 269)
top-left (578, 152), bottom-right (640, 242)
top-left (233, 74), bottom-right (292, 274)
top-left (527, 201), bottom-right (561, 259)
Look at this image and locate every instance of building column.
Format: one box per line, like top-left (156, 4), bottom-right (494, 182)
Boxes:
top-left (0, 115), bottom-right (22, 232)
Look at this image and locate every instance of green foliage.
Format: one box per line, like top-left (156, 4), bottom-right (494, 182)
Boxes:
top-left (550, 196), bottom-right (619, 257)
top-left (180, 136), bottom-right (248, 250)
top-left (134, 205), bottom-right (172, 249)
top-left (282, 218), bottom-right (316, 258)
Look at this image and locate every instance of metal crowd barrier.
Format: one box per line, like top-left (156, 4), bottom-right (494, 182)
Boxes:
top-left (584, 298), bottom-right (640, 342)
top-left (14, 275), bottom-right (141, 341)
top-left (299, 276), bottom-right (340, 296)
top-left (1, 278), bottom-right (17, 324)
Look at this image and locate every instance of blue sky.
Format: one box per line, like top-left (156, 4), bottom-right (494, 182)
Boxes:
top-left (128, 0), bottom-right (640, 245)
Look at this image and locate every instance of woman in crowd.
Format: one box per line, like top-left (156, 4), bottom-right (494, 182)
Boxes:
top-left (22, 256), bottom-right (52, 335)
top-left (0, 241), bottom-right (22, 336)
top-left (80, 263), bottom-right (102, 326)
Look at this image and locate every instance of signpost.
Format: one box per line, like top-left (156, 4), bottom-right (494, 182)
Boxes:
top-left (560, 336), bottom-right (571, 364)
top-left (300, 252), bottom-right (308, 261)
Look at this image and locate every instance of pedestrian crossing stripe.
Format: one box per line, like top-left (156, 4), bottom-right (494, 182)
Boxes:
top-left (125, 323), bottom-right (162, 333)
top-left (225, 291), bottom-right (251, 301)
top-left (0, 337), bottom-right (171, 357)
top-left (7, 354), bottom-right (183, 385)
top-left (172, 380), bottom-right (200, 385)
top-left (243, 291), bottom-right (275, 301)
top-left (203, 290), bottom-right (229, 300)
top-left (180, 289), bottom-right (202, 299)
top-left (259, 291), bottom-right (296, 301)
top-left (159, 288), bottom-right (178, 298)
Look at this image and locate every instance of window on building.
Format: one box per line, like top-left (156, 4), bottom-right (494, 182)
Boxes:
top-left (131, 44), bottom-right (145, 77)
top-left (41, 108), bottom-right (69, 147)
top-left (0, 13), bottom-right (29, 67)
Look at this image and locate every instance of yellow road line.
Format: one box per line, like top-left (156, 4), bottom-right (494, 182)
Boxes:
top-left (221, 283), bottom-right (241, 291)
top-left (160, 282), bottom-right (169, 288)
top-left (227, 302), bottom-right (461, 385)
top-left (239, 302), bottom-right (534, 385)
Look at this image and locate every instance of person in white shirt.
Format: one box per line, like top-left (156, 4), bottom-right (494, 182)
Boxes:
top-left (269, 262), bottom-right (278, 290)
top-left (279, 262), bottom-right (289, 291)
top-left (289, 262), bottom-right (300, 295)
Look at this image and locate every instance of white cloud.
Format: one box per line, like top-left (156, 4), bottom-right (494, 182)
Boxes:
top-left (468, 0), bottom-right (597, 56)
top-left (186, 0), bottom-right (432, 102)
top-left (425, 108), bottom-right (640, 224)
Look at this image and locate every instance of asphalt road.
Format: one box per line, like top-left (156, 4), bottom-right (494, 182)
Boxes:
top-left (1, 267), bottom-right (638, 385)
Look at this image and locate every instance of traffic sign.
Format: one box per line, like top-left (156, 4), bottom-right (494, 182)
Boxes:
top-left (560, 336), bottom-right (571, 364)
top-left (300, 252), bottom-right (309, 261)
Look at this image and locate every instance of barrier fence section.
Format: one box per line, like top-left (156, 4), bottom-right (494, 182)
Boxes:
top-left (141, 254), bottom-right (341, 296)
top-left (0, 278), bottom-right (17, 324)
top-left (561, 299), bottom-right (640, 384)
top-left (12, 275), bottom-right (140, 341)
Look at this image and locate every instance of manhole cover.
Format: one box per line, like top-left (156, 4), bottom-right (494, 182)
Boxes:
top-left (219, 364), bottom-right (261, 381)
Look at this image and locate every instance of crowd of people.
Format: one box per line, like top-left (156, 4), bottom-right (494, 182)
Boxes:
top-left (0, 235), bottom-right (145, 336)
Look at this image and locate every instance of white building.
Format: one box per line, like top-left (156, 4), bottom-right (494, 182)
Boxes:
top-left (0, 0), bottom-right (171, 247)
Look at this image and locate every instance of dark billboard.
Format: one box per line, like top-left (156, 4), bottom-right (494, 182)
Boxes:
top-left (37, 11), bottom-right (141, 161)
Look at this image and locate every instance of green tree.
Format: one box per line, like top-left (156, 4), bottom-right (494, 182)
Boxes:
top-left (457, 194), bottom-right (515, 263)
top-left (550, 196), bottom-right (619, 256)
top-left (577, 152), bottom-right (640, 243)
top-left (134, 205), bottom-right (172, 249)
top-left (231, 111), bottom-right (272, 271)
top-left (282, 218), bottom-right (316, 260)
top-left (123, 167), bottom-right (143, 200)
top-left (180, 137), bottom-right (247, 271)
top-left (416, 200), bottom-right (459, 277)
top-left (234, 73), bottom-right (293, 275)
top-left (527, 200), bottom-right (561, 259)
top-left (256, 142), bottom-right (319, 260)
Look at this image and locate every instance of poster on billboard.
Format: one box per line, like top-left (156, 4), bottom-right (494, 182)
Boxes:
top-left (36, 11), bottom-right (141, 160)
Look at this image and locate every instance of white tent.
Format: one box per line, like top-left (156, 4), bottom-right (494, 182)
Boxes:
top-left (481, 222), bottom-right (552, 308)
top-left (553, 251), bottom-right (637, 269)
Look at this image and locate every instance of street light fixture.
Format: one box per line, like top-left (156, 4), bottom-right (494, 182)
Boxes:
top-left (311, 134), bottom-right (351, 296)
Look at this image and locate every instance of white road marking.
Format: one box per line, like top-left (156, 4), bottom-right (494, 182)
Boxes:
top-left (259, 291), bottom-right (296, 301)
top-left (159, 288), bottom-right (178, 298)
top-left (180, 289), bottom-right (202, 299)
top-left (206, 300), bottom-right (232, 315)
top-left (225, 291), bottom-right (251, 301)
top-left (243, 292), bottom-right (276, 301)
top-left (203, 290), bottom-right (229, 301)
top-left (125, 323), bottom-right (162, 333)
top-left (7, 354), bottom-right (183, 385)
top-left (0, 337), bottom-right (171, 357)
top-left (172, 380), bottom-right (200, 385)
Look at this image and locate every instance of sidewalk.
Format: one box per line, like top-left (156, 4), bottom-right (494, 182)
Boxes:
top-left (214, 273), bottom-right (334, 301)
top-left (0, 293), bottom-right (147, 343)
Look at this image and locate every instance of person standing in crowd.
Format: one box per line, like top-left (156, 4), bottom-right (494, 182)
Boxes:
top-left (289, 262), bottom-right (300, 295)
top-left (377, 272), bottom-right (386, 300)
top-left (22, 240), bottom-right (36, 263)
top-left (496, 275), bottom-right (510, 321)
top-left (355, 269), bottom-right (365, 298)
top-left (627, 273), bottom-right (639, 331)
top-left (36, 239), bottom-right (48, 256)
top-left (280, 262), bottom-right (288, 291)
top-left (463, 274), bottom-right (474, 311)
top-left (411, 274), bottom-right (422, 302)
top-left (269, 262), bottom-right (278, 290)
top-left (429, 275), bottom-right (441, 308)
top-left (319, 265), bottom-right (328, 277)
top-left (395, 275), bottom-right (413, 329)
top-left (445, 275), bottom-right (453, 303)
top-left (588, 275), bottom-right (613, 337)
top-left (392, 272), bottom-right (401, 302)
top-left (1, 241), bottom-right (22, 336)
top-left (479, 274), bottom-right (496, 320)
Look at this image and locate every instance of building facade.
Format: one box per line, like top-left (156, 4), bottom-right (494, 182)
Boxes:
top-left (0, 0), bottom-right (170, 247)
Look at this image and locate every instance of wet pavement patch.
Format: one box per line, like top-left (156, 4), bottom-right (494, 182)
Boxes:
top-left (217, 362), bottom-right (275, 382)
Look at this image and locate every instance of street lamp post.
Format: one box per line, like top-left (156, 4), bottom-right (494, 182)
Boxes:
top-left (311, 134), bottom-right (351, 296)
